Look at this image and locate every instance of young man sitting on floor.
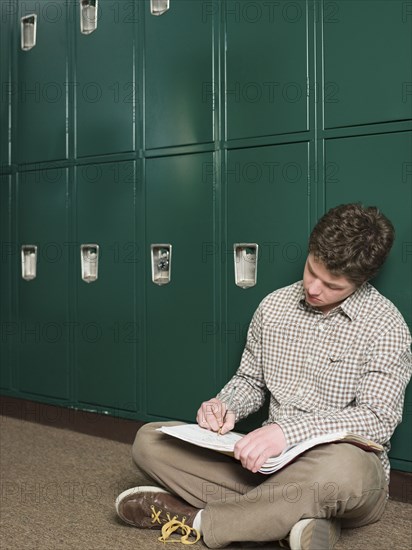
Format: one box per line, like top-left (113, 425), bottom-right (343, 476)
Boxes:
top-left (116, 203), bottom-right (412, 549)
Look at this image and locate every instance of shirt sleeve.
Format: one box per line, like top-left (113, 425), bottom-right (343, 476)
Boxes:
top-left (276, 323), bottom-right (412, 447)
top-left (216, 305), bottom-right (268, 422)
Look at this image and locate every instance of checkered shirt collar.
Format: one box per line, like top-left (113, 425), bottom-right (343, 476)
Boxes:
top-left (298, 281), bottom-right (369, 321)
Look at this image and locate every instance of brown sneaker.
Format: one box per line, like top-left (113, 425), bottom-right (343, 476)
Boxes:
top-left (115, 486), bottom-right (201, 544)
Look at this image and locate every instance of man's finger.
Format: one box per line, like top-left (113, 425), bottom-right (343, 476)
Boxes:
top-left (219, 411), bottom-right (235, 435)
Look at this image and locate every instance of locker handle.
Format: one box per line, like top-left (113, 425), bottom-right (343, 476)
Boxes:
top-left (151, 244), bottom-right (172, 285)
top-left (21, 245), bottom-right (38, 281)
top-left (21, 14), bottom-right (37, 51)
top-left (150, 0), bottom-right (170, 16)
top-left (81, 244), bottom-right (99, 283)
top-left (80, 0), bottom-right (98, 35)
top-left (234, 243), bottom-right (258, 289)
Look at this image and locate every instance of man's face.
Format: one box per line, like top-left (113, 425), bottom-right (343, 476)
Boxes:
top-left (303, 253), bottom-right (358, 314)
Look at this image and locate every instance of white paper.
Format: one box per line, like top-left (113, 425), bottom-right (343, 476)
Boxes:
top-left (158, 424), bottom-right (243, 452)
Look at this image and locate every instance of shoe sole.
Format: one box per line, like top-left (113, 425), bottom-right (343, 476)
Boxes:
top-left (115, 485), bottom-right (170, 519)
top-left (289, 518), bottom-right (341, 550)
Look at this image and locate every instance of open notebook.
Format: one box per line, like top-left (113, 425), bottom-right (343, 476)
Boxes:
top-left (157, 424), bottom-right (383, 475)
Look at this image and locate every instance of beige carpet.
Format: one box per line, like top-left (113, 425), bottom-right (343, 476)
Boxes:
top-left (0, 415), bottom-right (411, 550)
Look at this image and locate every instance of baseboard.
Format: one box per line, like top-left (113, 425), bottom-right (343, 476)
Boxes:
top-left (0, 394), bottom-right (144, 445)
top-left (387, 469), bottom-right (412, 503)
top-left (1, 394), bottom-right (411, 503)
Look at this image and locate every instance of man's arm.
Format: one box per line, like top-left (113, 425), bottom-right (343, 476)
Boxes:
top-left (277, 324), bottom-right (412, 448)
top-left (216, 305), bottom-right (268, 420)
top-left (197, 305), bottom-right (267, 431)
top-left (234, 322), bottom-right (411, 473)
top-left (196, 303), bottom-right (288, 472)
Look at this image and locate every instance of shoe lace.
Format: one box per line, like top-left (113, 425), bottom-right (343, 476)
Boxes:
top-left (158, 517), bottom-right (200, 545)
top-left (151, 505), bottom-right (163, 525)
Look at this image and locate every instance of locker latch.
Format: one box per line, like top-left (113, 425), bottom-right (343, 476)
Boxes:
top-left (150, 0), bottom-right (170, 16)
top-left (81, 244), bottom-right (99, 283)
top-left (21, 14), bottom-right (37, 51)
top-left (21, 245), bottom-right (38, 281)
top-left (151, 244), bottom-right (172, 285)
top-left (80, 0), bottom-right (98, 35)
top-left (234, 243), bottom-right (258, 289)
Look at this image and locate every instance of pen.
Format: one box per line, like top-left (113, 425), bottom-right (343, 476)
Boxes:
top-left (218, 385), bottom-right (237, 435)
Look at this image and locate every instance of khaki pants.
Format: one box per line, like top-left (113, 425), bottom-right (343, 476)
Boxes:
top-left (132, 422), bottom-right (388, 549)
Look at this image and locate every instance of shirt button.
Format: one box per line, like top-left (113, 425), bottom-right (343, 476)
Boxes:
top-left (318, 324), bottom-right (325, 331)
top-left (307, 356), bottom-right (313, 364)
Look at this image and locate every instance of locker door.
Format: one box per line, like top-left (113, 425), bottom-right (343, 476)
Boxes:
top-left (226, 142), bottom-right (310, 430)
top-left (323, 0), bottom-right (412, 128)
top-left (16, 168), bottom-right (70, 399)
top-left (16, 0), bottom-right (68, 164)
top-left (325, 133), bottom-right (412, 322)
top-left (0, 7), bottom-right (11, 388)
top-left (145, 0), bottom-right (214, 149)
top-left (0, 176), bottom-right (11, 390)
top-left (325, 131), bottom-right (412, 472)
top-left (226, 0), bottom-right (308, 140)
top-left (145, 153), bottom-right (216, 420)
top-left (0, 4), bottom-right (10, 166)
top-left (75, 0), bottom-right (136, 157)
top-left (76, 161), bottom-right (138, 412)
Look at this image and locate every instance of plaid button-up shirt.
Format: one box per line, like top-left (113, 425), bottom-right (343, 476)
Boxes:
top-left (217, 281), bottom-right (412, 481)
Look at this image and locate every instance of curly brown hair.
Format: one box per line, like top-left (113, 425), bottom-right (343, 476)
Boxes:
top-left (309, 203), bottom-right (395, 286)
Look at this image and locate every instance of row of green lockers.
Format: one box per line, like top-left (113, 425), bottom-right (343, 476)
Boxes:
top-left (1, 1), bottom-right (411, 471)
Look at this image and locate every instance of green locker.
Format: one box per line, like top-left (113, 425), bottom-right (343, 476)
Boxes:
top-left (325, 131), bottom-right (412, 471)
top-left (0, 0), bottom-right (410, 475)
top-left (75, 161), bottom-right (138, 411)
top-left (323, 0), bottom-right (412, 128)
top-left (225, 142), bottom-right (310, 429)
top-left (0, 2), bottom-right (10, 167)
top-left (325, 133), bottom-right (412, 325)
top-left (16, 0), bottom-right (67, 164)
top-left (145, 153), bottom-right (216, 420)
top-left (0, 175), bottom-right (11, 390)
top-left (16, 168), bottom-right (70, 399)
top-left (226, 0), bottom-right (308, 140)
top-left (144, 0), bottom-right (214, 149)
top-left (75, 0), bottom-right (136, 157)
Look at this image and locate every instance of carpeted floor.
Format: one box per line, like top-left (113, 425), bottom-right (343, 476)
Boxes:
top-left (0, 415), bottom-right (411, 550)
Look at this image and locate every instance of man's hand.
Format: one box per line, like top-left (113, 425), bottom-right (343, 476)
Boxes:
top-left (234, 424), bottom-right (287, 473)
top-left (196, 398), bottom-right (236, 434)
